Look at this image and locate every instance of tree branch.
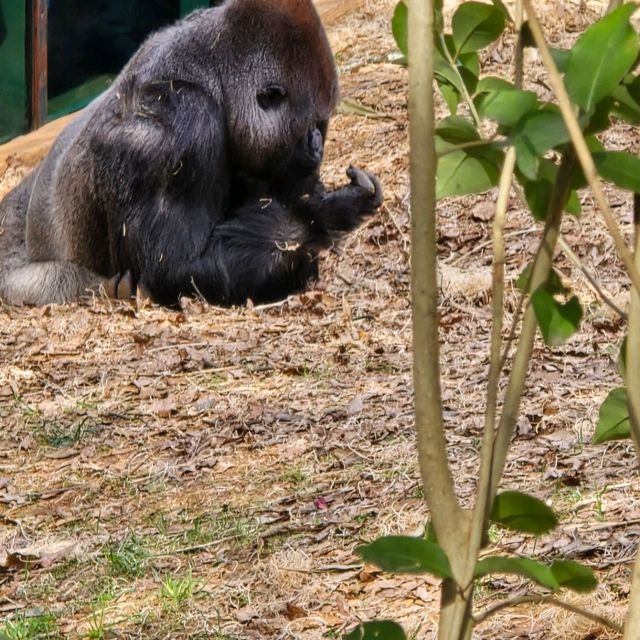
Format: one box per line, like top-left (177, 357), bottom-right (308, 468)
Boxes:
top-left (622, 194), bottom-right (640, 639)
top-left (557, 235), bottom-right (627, 320)
top-left (475, 594), bottom-right (623, 632)
top-left (490, 152), bottom-right (575, 496)
top-left (409, 1), bottom-right (472, 637)
top-left (408, 0), bottom-right (462, 544)
top-left (467, 0), bottom-right (525, 578)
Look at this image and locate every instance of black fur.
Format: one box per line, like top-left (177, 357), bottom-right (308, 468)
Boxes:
top-left (0, 0), bottom-right (382, 307)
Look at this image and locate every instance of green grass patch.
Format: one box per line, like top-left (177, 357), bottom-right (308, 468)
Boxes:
top-left (0, 612), bottom-right (61, 639)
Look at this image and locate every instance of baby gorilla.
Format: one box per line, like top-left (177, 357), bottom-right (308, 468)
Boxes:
top-left (0, 0), bottom-right (382, 307)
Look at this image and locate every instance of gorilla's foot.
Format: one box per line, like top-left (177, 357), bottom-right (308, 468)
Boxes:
top-left (0, 260), bottom-right (103, 306)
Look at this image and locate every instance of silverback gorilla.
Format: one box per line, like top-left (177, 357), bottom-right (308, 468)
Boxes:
top-left (0, 0), bottom-right (382, 307)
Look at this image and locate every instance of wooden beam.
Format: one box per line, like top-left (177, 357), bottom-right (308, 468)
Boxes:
top-left (30, 0), bottom-right (48, 130)
top-left (0, 113), bottom-right (76, 175)
top-left (314, 0), bottom-right (363, 24)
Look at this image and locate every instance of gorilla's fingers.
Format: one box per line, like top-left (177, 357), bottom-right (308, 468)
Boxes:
top-left (116, 271), bottom-right (136, 299)
top-left (345, 166), bottom-right (383, 209)
top-left (103, 274), bottom-right (120, 299)
top-left (346, 166), bottom-right (375, 194)
top-left (365, 171), bottom-right (384, 208)
top-left (103, 272), bottom-right (135, 299)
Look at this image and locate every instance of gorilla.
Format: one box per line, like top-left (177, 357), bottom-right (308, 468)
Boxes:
top-left (0, 0), bottom-right (382, 308)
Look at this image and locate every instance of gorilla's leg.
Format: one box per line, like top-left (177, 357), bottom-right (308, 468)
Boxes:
top-left (209, 206), bottom-right (321, 305)
top-left (0, 261), bottom-right (104, 305)
top-left (139, 202), bottom-right (320, 307)
top-left (0, 175), bottom-right (105, 306)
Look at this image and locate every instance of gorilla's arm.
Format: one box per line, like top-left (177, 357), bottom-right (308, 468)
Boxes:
top-left (140, 167), bottom-right (382, 306)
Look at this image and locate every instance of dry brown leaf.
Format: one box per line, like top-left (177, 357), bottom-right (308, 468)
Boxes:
top-left (284, 602), bottom-right (308, 620)
top-left (347, 394), bottom-right (364, 414)
top-left (44, 448), bottom-right (80, 460)
top-left (0, 541), bottom-right (77, 573)
top-left (153, 397), bottom-right (176, 418)
top-left (235, 605), bottom-right (259, 623)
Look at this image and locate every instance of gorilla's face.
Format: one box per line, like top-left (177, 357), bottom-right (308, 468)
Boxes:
top-left (217, 5), bottom-right (338, 181)
top-left (222, 65), bottom-right (335, 181)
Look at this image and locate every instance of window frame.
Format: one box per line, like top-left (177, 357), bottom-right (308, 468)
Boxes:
top-left (0, 0), bottom-right (210, 143)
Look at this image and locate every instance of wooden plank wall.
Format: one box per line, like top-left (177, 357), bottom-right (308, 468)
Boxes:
top-left (315, 0), bottom-right (362, 23)
top-left (0, 0), bottom-right (363, 175)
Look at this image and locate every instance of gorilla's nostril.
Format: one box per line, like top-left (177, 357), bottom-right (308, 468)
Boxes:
top-left (309, 128), bottom-right (323, 158)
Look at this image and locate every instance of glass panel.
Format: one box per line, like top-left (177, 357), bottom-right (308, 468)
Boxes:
top-left (48, 1), bottom-right (182, 120)
top-left (0, 0), bottom-right (28, 143)
top-left (181, 0), bottom-right (212, 13)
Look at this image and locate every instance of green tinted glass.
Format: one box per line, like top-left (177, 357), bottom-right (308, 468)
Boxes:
top-left (0, 0), bottom-right (213, 142)
top-left (48, 0), bottom-right (209, 119)
top-left (48, 1), bottom-right (186, 119)
top-left (0, 0), bottom-right (28, 143)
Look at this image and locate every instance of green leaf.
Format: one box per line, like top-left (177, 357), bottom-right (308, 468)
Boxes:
top-left (550, 560), bottom-right (598, 593)
top-left (593, 387), bottom-right (631, 443)
top-left (516, 264), bottom-right (533, 292)
top-left (619, 336), bottom-right (627, 380)
top-left (436, 142), bottom-right (503, 198)
top-left (392, 1), bottom-right (408, 56)
top-left (451, 2), bottom-right (505, 55)
top-left (610, 86), bottom-right (640, 124)
top-left (457, 66), bottom-right (479, 95)
top-left (544, 268), bottom-right (567, 296)
top-left (434, 56), bottom-right (470, 98)
top-left (593, 151), bottom-right (640, 193)
top-left (438, 35), bottom-right (482, 78)
top-left (585, 134), bottom-right (606, 153)
top-left (550, 47), bottom-right (571, 73)
top-left (569, 136), bottom-right (605, 188)
top-left (476, 76), bottom-right (514, 93)
top-left (565, 193), bottom-right (581, 216)
top-left (480, 89), bottom-right (539, 128)
top-left (436, 116), bottom-right (480, 143)
top-left (434, 43), bottom-right (479, 97)
top-left (490, 0), bottom-right (512, 21)
top-left (344, 621), bottom-right (407, 640)
top-left (357, 536), bottom-right (452, 578)
top-left (475, 556), bottom-right (560, 591)
top-left (439, 81), bottom-right (460, 114)
top-left (523, 181), bottom-right (553, 221)
top-left (459, 51), bottom-right (480, 78)
top-left (585, 98), bottom-right (613, 134)
top-left (513, 108), bottom-right (570, 179)
top-left (531, 286), bottom-right (583, 346)
top-left (565, 4), bottom-right (640, 113)
top-left (522, 158), bottom-right (581, 221)
top-left (491, 490), bottom-right (558, 535)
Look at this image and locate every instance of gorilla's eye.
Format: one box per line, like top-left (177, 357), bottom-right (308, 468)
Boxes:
top-left (257, 84), bottom-right (287, 110)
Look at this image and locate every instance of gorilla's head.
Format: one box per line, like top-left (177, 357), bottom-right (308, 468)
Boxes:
top-left (217, 0), bottom-right (339, 181)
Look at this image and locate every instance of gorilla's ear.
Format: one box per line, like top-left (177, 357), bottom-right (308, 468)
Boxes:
top-left (127, 80), bottom-right (207, 124)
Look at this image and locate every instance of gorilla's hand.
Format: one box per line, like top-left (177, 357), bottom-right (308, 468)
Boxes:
top-left (292, 165), bottom-right (383, 239)
top-left (345, 165), bottom-right (383, 211)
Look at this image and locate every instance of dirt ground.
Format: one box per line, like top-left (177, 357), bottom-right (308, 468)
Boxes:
top-left (1, 1), bottom-right (639, 638)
